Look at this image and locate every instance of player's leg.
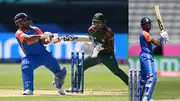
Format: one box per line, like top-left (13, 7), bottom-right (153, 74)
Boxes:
top-left (139, 56), bottom-right (148, 101)
top-left (140, 54), bottom-right (156, 101)
top-left (99, 52), bottom-right (128, 86)
top-left (73, 56), bottom-right (100, 89)
top-left (143, 60), bottom-right (156, 101)
top-left (21, 56), bottom-right (40, 95)
top-left (41, 52), bottom-right (67, 95)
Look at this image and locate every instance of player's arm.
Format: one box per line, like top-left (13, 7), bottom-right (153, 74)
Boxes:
top-left (16, 32), bottom-right (40, 44)
top-left (32, 27), bottom-right (52, 44)
top-left (151, 38), bottom-right (163, 45)
top-left (88, 27), bottom-right (96, 36)
top-left (32, 27), bottom-right (64, 44)
top-left (16, 31), bottom-right (52, 45)
top-left (24, 35), bottom-right (41, 42)
top-left (151, 31), bottom-right (168, 45)
top-left (88, 27), bottom-right (103, 44)
top-left (88, 27), bottom-right (104, 58)
top-left (102, 28), bottom-right (114, 48)
top-left (107, 28), bottom-right (114, 43)
top-left (144, 32), bottom-right (163, 45)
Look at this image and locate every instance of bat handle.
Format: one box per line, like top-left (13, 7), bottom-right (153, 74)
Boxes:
top-left (161, 30), bottom-right (164, 32)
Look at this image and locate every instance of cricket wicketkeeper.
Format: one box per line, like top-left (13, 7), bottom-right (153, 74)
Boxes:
top-left (139, 17), bottom-right (169, 101)
top-left (66, 13), bottom-right (129, 92)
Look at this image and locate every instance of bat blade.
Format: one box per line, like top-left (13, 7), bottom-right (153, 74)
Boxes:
top-left (154, 5), bottom-right (164, 31)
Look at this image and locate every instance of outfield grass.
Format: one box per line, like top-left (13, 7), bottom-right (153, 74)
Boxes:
top-left (153, 77), bottom-right (180, 100)
top-left (0, 64), bottom-right (128, 91)
top-left (0, 95), bottom-right (128, 101)
top-left (0, 64), bottom-right (128, 101)
top-left (1, 64), bottom-right (180, 101)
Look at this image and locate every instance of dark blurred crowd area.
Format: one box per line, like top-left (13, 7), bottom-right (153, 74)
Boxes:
top-left (0, 0), bottom-right (127, 33)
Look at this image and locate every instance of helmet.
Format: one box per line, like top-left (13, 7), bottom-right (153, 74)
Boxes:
top-left (14, 13), bottom-right (28, 25)
top-left (141, 17), bottom-right (152, 31)
top-left (141, 17), bottom-right (151, 25)
top-left (92, 13), bottom-right (106, 23)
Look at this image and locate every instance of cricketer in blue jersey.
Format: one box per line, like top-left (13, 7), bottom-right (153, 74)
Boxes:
top-left (139, 17), bottom-right (169, 101)
top-left (14, 13), bottom-right (66, 95)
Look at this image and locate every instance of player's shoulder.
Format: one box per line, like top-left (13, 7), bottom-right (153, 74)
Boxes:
top-left (105, 26), bottom-right (112, 32)
top-left (141, 30), bottom-right (150, 36)
top-left (15, 30), bottom-right (23, 37)
top-left (16, 29), bottom-right (23, 34)
top-left (88, 25), bottom-right (96, 32)
top-left (30, 26), bottom-right (43, 34)
top-left (30, 26), bottom-right (41, 30)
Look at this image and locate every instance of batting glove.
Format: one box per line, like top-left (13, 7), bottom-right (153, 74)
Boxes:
top-left (160, 30), bottom-right (169, 43)
top-left (40, 32), bottom-right (53, 41)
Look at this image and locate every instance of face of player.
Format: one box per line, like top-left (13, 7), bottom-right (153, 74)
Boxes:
top-left (17, 18), bottom-right (29, 29)
top-left (142, 23), bottom-right (151, 32)
top-left (94, 21), bottom-right (104, 29)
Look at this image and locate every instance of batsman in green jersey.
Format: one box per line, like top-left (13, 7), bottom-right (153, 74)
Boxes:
top-left (67, 13), bottom-right (128, 92)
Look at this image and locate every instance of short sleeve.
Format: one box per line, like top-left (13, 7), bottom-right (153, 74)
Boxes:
top-left (88, 26), bottom-right (96, 36)
top-left (31, 26), bottom-right (43, 35)
top-left (15, 31), bottom-right (26, 42)
top-left (107, 27), bottom-right (114, 39)
top-left (142, 31), bottom-right (152, 42)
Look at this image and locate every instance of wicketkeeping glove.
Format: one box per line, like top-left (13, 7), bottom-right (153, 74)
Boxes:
top-left (91, 43), bottom-right (104, 58)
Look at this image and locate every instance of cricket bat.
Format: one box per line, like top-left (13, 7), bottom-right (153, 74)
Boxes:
top-left (154, 5), bottom-right (170, 43)
top-left (154, 5), bottom-right (164, 31)
top-left (63, 35), bottom-right (94, 42)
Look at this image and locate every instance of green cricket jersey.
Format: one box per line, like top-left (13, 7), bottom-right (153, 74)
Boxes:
top-left (88, 25), bottom-right (114, 53)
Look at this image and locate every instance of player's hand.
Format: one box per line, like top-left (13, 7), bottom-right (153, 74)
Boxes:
top-left (40, 32), bottom-right (53, 41)
top-left (160, 30), bottom-right (169, 43)
top-left (95, 43), bottom-right (104, 51)
top-left (91, 43), bottom-right (104, 58)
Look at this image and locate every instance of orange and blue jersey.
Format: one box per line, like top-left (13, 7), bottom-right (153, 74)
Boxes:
top-left (139, 30), bottom-right (153, 55)
top-left (139, 30), bottom-right (157, 101)
top-left (15, 26), bottom-right (63, 92)
top-left (15, 26), bottom-right (47, 56)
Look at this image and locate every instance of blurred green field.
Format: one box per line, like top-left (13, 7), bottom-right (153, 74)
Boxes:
top-left (0, 64), bottom-right (128, 101)
top-left (153, 77), bottom-right (180, 100)
top-left (1, 64), bottom-right (180, 101)
top-left (0, 95), bottom-right (128, 101)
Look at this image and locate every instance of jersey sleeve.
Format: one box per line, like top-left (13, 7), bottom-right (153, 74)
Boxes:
top-left (142, 31), bottom-right (152, 42)
top-left (31, 26), bottom-right (43, 35)
top-left (88, 26), bottom-right (96, 36)
top-left (107, 28), bottom-right (114, 40)
top-left (15, 31), bottom-right (27, 42)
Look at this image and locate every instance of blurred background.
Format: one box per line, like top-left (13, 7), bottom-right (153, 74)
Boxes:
top-left (0, 0), bottom-right (128, 63)
top-left (129, 0), bottom-right (180, 100)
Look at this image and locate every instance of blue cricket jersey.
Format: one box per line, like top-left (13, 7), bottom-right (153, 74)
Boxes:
top-left (15, 26), bottom-right (47, 56)
top-left (139, 30), bottom-right (153, 55)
